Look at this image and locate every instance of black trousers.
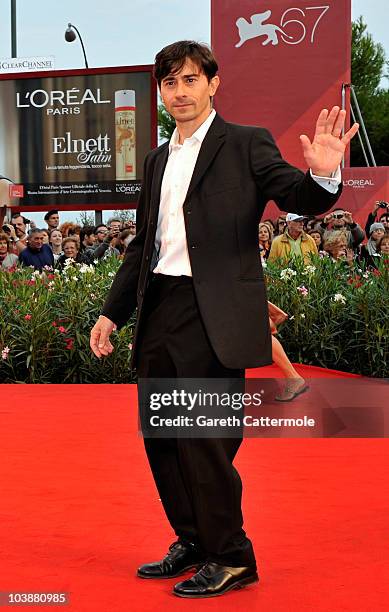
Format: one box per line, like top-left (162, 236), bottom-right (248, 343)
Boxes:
top-left (136, 274), bottom-right (256, 567)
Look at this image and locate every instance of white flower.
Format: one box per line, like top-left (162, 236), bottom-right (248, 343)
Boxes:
top-left (48, 281), bottom-right (55, 288)
top-left (303, 265), bottom-right (316, 275)
top-left (93, 259), bottom-right (98, 265)
top-left (64, 257), bottom-right (75, 267)
top-left (108, 272), bottom-right (115, 277)
top-left (333, 293), bottom-right (346, 304)
top-left (33, 270), bottom-right (41, 277)
top-left (300, 313), bottom-right (306, 319)
top-left (1, 346), bottom-right (10, 360)
top-left (280, 268), bottom-right (297, 280)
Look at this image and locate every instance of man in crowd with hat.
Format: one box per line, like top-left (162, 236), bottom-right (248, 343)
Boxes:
top-left (268, 212), bottom-right (318, 263)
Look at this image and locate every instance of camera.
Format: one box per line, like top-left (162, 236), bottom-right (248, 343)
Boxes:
top-left (2, 224), bottom-right (11, 234)
top-left (378, 201), bottom-right (388, 209)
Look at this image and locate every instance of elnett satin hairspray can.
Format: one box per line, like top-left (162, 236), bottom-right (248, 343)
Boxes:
top-left (115, 90), bottom-right (136, 180)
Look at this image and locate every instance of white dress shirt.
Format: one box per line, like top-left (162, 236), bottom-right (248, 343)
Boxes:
top-left (154, 109), bottom-right (341, 277)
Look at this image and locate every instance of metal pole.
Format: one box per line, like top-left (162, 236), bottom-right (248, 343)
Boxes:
top-left (11, 0), bottom-right (17, 57)
top-left (350, 85), bottom-right (377, 167)
top-left (350, 104), bottom-right (369, 167)
top-left (70, 24), bottom-right (89, 68)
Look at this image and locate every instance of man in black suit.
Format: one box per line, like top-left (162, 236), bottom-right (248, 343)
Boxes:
top-left (90, 41), bottom-right (358, 598)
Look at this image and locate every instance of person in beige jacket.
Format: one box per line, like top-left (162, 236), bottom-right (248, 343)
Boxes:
top-left (268, 213), bottom-right (318, 263)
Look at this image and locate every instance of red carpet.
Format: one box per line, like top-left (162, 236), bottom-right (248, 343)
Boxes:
top-left (1, 365), bottom-right (388, 611)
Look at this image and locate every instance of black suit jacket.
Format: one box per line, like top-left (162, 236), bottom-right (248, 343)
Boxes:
top-left (101, 113), bottom-right (341, 369)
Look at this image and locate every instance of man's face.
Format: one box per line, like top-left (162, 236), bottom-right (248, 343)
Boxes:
top-left (28, 232), bottom-right (44, 250)
top-left (160, 59), bottom-right (219, 129)
top-left (96, 226), bottom-right (108, 243)
top-left (109, 221), bottom-right (121, 236)
top-left (332, 210), bottom-right (346, 228)
top-left (84, 233), bottom-right (96, 246)
top-left (287, 219), bottom-right (304, 235)
top-left (380, 215), bottom-right (389, 229)
top-left (47, 214), bottom-right (59, 229)
top-left (11, 216), bottom-right (26, 237)
top-left (277, 217), bottom-right (286, 233)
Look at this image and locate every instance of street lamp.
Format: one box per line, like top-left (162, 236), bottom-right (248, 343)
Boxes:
top-left (64, 23), bottom-right (89, 68)
top-left (11, 0), bottom-right (17, 57)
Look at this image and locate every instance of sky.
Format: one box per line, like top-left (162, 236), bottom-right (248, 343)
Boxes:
top-left (0, 0), bottom-right (387, 224)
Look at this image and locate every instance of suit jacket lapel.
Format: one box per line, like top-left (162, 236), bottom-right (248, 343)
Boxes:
top-left (185, 113), bottom-right (226, 203)
top-left (149, 143), bottom-right (169, 223)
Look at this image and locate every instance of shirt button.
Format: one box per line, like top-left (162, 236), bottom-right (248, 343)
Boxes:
top-left (145, 255), bottom-right (149, 261)
top-left (191, 244), bottom-right (197, 249)
top-left (187, 210), bottom-right (192, 215)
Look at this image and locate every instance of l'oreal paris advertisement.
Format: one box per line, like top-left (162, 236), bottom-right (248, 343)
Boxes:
top-left (0, 67), bottom-right (156, 208)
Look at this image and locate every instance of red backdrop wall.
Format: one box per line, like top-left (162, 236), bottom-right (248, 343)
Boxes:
top-left (211, 0), bottom-right (351, 168)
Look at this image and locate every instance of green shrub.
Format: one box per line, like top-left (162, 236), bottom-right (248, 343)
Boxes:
top-left (0, 255), bottom-right (388, 382)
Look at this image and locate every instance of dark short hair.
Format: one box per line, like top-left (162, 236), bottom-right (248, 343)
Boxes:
top-left (154, 40), bottom-right (218, 85)
top-left (44, 209), bottom-right (59, 221)
top-left (28, 227), bottom-right (45, 237)
top-left (80, 225), bottom-right (96, 241)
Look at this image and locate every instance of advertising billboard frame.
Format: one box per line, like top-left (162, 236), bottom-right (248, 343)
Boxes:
top-left (0, 64), bottom-right (158, 212)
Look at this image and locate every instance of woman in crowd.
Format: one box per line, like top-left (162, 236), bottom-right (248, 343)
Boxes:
top-left (308, 229), bottom-right (324, 252)
top-left (49, 229), bottom-right (63, 263)
top-left (322, 232), bottom-right (354, 265)
top-left (258, 222), bottom-right (273, 260)
top-left (58, 222), bottom-right (81, 238)
top-left (56, 236), bottom-right (88, 269)
top-left (0, 231), bottom-right (19, 269)
top-left (376, 232), bottom-right (389, 257)
top-left (274, 215), bottom-right (287, 236)
top-left (358, 222), bottom-right (385, 269)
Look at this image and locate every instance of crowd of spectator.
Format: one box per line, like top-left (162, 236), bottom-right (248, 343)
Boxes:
top-left (260, 201), bottom-right (389, 269)
top-left (1, 202), bottom-right (389, 273)
top-left (0, 209), bottom-right (137, 271)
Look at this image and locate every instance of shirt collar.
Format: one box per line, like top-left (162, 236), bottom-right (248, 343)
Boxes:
top-left (169, 109), bottom-right (216, 151)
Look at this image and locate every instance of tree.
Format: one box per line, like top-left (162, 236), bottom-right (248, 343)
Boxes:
top-left (75, 211), bottom-right (95, 227)
top-left (158, 104), bottom-right (175, 141)
top-left (351, 17), bottom-right (389, 166)
top-left (111, 209), bottom-right (136, 223)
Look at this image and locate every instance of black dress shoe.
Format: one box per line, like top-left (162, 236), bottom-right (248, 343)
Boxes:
top-left (173, 561), bottom-right (259, 598)
top-left (137, 541), bottom-right (206, 579)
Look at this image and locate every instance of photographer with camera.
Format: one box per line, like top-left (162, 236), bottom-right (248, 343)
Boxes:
top-left (317, 207), bottom-right (365, 250)
top-left (365, 200), bottom-right (389, 237)
top-left (1, 213), bottom-right (33, 254)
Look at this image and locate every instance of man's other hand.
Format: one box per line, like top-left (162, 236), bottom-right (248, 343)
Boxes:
top-left (300, 106), bottom-right (359, 177)
top-left (90, 315), bottom-right (116, 358)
